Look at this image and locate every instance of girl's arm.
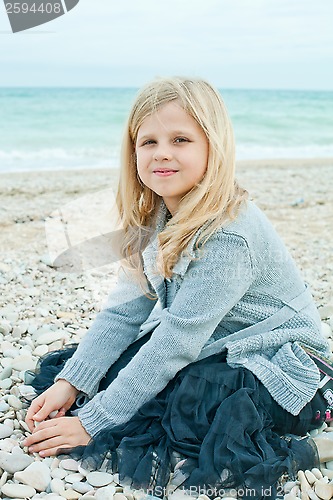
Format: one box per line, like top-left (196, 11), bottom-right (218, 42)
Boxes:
top-left (77, 232), bottom-right (255, 436)
top-left (54, 265), bottom-right (157, 398)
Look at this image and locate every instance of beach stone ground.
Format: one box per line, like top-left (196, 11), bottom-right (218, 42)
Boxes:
top-left (1, 163), bottom-right (333, 499)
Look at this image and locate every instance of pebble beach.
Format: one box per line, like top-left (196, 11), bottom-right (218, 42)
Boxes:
top-left (1, 158), bottom-right (333, 500)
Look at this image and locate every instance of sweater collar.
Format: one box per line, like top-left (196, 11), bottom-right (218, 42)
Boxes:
top-left (142, 199), bottom-right (211, 303)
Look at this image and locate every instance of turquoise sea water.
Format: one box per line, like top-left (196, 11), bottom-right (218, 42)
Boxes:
top-left (0, 88), bottom-right (332, 173)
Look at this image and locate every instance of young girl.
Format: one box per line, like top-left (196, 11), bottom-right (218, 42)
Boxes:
top-left (25, 77), bottom-right (331, 499)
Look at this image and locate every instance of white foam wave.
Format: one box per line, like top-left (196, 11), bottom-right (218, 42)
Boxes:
top-left (1, 144), bottom-right (333, 173)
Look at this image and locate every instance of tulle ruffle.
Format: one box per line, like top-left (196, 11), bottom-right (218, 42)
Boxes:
top-left (28, 344), bottom-right (323, 499)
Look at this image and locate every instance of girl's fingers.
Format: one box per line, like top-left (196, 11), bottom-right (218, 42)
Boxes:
top-left (55, 407), bottom-right (66, 418)
top-left (39, 445), bottom-right (69, 458)
top-left (25, 421), bottom-right (60, 446)
top-left (25, 399), bottom-right (45, 431)
top-left (29, 436), bottom-right (67, 455)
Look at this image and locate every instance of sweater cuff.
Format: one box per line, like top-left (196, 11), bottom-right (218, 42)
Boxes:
top-left (55, 358), bottom-right (105, 399)
top-left (77, 397), bottom-right (116, 436)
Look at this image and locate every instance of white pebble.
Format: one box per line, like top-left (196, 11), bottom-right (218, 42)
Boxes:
top-left (321, 322), bottom-right (333, 338)
top-left (87, 471), bottom-right (114, 487)
top-left (314, 479), bottom-right (333, 500)
top-left (320, 468), bottom-right (333, 480)
top-left (50, 477), bottom-right (65, 494)
top-left (51, 467), bottom-right (69, 479)
top-left (320, 305), bottom-right (333, 319)
top-left (8, 394), bottom-right (23, 410)
top-left (65, 473), bottom-right (84, 483)
top-left (59, 458), bottom-right (80, 471)
top-left (14, 461), bottom-right (52, 491)
top-left (36, 331), bottom-right (67, 346)
top-left (72, 481), bottom-right (93, 494)
top-left (11, 354), bottom-right (37, 371)
top-left (0, 423), bottom-right (13, 439)
top-left (94, 485), bottom-right (117, 500)
top-left (12, 444), bottom-right (24, 454)
top-left (0, 401), bottom-right (9, 413)
top-left (0, 469), bottom-right (8, 487)
top-left (34, 344), bottom-right (49, 357)
top-left (0, 367), bottom-right (12, 381)
top-left (114, 494), bottom-right (128, 500)
top-left (3, 348), bottom-right (20, 358)
top-left (312, 467), bottom-right (324, 479)
top-left (0, 378), bottom-right (13, 390)
top-left (58, 488), bottom-right (82, 499)
top-left (0, 437), bottom-right (19, 452)
top-left (1, 482), bottom-right (37, 498)
top-left (1, 357), bottom-right (13, 368)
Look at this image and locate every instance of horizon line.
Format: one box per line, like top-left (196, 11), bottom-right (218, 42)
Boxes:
top-left (0, 85), bottom-right (332, 93)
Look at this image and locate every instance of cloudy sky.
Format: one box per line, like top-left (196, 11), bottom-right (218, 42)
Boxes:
top-left (0, 0), bottom-right (332, 89)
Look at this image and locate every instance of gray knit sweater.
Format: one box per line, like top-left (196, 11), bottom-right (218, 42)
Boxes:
top-left (56, 199), bottom-right (329, 437)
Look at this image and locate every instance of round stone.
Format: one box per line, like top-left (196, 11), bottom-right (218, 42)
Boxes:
top-left (0, 424), bottom-right (13, 439)
top-left (36, 330), bottom-right (67, 345)
top-left (51, 467), bottom-right (69, 479)
top-left (14, 461), bottom-right (52, 491)
top-left (0, 322), bottom-right (11, 335)
top-left (59, 458), bottom-right (79, 471)
top-left (0, 450), bottom-right (34, 473)
top-left (72, 481), bottom-right (94, 494)
top-left (0, 438), bottom-right (18, 452)
top-left (11, 354), bottom-right (37, 371)
top-left (314, 480), bottom-right (333, 500)
top-left (60, 488), bottom-right (82, 499)
top-left (50, 477), bottom-right (65, 494)
top-left (0, 367), bottom-right (12, 381)
top-left (321, 322), bottom-right (332, 339)
top-left (320, 305), bottom-right (333, 320)
top-left (0, 378), bottom-right (13, 390)
top-left (7, 394), bottom-right (23, 410)
top-left (87, 471), bottom-right (114, 487)
top-left (1, 482), bottom-right (37, 498)
top-left (34, 344), bottom-right (49, 356)
top-left (94, 485), bottom-right (117, 500)
top-left (65, 472), bottom-right (84, 483)
top-left (0, 401), bottom-right (9, 413)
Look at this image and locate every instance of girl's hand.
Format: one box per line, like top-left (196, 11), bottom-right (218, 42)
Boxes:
top-left (25, 379), bottom-right (79, 432)
top-left (23, 416), bottom-right (91, 457)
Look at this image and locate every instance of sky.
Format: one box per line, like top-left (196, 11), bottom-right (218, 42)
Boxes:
top-left (0, 0), bottom-right (332, 90)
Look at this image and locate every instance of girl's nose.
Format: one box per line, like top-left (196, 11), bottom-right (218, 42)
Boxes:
top-left (153, 147), bottom-right (173, 161)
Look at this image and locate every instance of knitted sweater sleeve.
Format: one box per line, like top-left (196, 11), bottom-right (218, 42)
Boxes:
top-left (55, 265), bottom-right (156, 397)
top-left (77, 232), bottom-right (255, 436)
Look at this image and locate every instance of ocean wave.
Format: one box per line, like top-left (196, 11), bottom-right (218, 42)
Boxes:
top-left (236, 144), bottom-right (333, 160)
top-left (1, 144), bottom-right (333, 173)
top-left (0, 148), bottom-right (120, 173)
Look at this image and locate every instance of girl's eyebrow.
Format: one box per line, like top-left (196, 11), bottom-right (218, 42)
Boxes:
top-left (137, 130), bottom-right (193, 141)
top-left (137, 135), bottom-right (153, 142)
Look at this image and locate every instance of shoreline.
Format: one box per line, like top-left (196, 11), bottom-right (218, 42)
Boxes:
top-left (1, 156), bottom-right (333, 177)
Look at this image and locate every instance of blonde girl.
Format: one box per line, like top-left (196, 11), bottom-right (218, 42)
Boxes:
top-left (25, 77), bottom-right (331, 499)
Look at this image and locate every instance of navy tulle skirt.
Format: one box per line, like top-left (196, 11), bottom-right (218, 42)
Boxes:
top-left (28, 334), bottom-right (324, 500)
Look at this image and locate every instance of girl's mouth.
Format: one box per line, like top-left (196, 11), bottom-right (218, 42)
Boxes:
top-left (153, 170), bottom-right (178, 177)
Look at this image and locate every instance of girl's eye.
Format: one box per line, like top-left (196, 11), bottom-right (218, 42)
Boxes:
top-left (142, 140), bottom-right (155, 146)
top-left (174, 137), bottom-right (189, 143)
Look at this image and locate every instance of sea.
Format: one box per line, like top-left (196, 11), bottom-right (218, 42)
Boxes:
top-left (0, 87), bottom-right (332, 173)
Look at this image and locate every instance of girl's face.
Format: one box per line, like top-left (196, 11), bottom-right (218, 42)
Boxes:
top-left (135, 101), bottom-right (209, 215)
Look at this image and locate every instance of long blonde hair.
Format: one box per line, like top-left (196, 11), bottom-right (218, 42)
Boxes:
top-left (116, 77), bottom-right (248, 295)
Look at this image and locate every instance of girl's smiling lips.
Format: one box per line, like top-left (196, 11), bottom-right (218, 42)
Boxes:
top-left (153, 169), bottom-right (178, 176)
